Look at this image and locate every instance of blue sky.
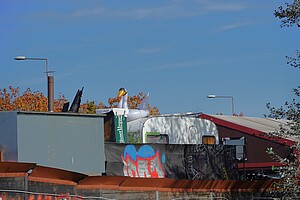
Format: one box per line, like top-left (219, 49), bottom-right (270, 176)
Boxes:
top-left (1, 0), bottom-right (299, 117)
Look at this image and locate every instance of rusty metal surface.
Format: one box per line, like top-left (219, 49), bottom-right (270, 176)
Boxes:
top-left (73, 175), bottom-right (254, 193)
top-left (0, 161), bottom-right (278, 193)
top-left (158, 179), bottom-right (197, 192)
top-left (119, 177), bottom-right (165, 191)
top-left (78, 175), bottom-right (127, 190)
top-left (29, 165), bottom-right (87, 183)
top-left (0, 161), bottom-right (36, 173)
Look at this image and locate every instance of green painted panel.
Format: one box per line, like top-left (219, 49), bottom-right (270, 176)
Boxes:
top-left (114, 115), bottom-right (127, 143)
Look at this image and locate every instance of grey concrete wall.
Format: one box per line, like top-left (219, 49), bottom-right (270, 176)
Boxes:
top-left (0, 112), bottom-right (105, 175)
top-left (0, 112), bottom-right (18, 161)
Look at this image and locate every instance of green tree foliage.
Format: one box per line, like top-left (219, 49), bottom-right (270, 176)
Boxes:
top-left (266, 78), bottom-right (300, 197)
top-left (275, 0), bottom-right (300, 27)
top-left (287, 50), bottom-right (300, 68)
top-left (263, 2), bottom-right (300, 196)
top-left (266, 3), bottom-right (300, 192)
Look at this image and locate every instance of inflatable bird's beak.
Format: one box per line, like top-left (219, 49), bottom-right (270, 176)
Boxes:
top-left (118, 88), bottom-right (127, 97)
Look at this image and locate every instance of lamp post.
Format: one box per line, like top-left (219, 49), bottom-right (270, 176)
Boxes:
top-left (207, 94), bottom-right (235, 115)
top-left (14, 56), bottom-right (54, 112)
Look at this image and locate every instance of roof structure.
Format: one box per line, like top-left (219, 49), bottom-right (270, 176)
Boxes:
top-left (199, 114), bottom-right (296, 147)
top-left (0, 162), bottom-right (278, 194)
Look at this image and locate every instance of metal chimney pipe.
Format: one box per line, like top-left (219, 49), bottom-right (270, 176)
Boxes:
top-left (48, 75), bottom-right (54, 112)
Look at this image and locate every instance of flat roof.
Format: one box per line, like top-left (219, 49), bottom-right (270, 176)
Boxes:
top-left (0, 111), bottom-right (106, 117)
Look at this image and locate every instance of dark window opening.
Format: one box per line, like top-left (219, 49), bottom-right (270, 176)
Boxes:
top-left (146, 132), bottom-right (169, 144)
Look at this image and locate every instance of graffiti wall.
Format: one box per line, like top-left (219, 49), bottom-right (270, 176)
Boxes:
top-left (105, 143), bottom-right (238, 180)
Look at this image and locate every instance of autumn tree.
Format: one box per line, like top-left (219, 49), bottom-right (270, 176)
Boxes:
top-left (1, 86), bottom-right (160, 115)
top-left (80, 92), bottom-right (160, 115)
top-left (54, 94), bottom-right (69, 112)
top-left (107, 92), bottom-right (160, 116)
top-left (0, 86), bottom-right (67, 112)
top-left (80, 100), bottom-right (100, 114)
top-left (0, 86), bottom-right (18, 111)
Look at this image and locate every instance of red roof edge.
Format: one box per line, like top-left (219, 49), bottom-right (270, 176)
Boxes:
top-left (238, 162), bottom-right (284, 169)
top-left (199, 114), bottom-right (295, 147)
top-left (0, 162), bottom-right (280, 193)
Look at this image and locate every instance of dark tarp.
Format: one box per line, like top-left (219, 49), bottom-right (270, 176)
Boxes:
top-left (105, 143), bottom-right (238, 180)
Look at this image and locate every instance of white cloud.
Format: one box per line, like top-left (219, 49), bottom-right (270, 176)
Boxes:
top-left (210, 19), bottom-right (267, 33)
top-left (70, 1), bottom-right (247, 19)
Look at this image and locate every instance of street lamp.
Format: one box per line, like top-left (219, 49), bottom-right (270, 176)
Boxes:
top-left (207, 94), bottom-right (235, 115)
top-left (14, 56), bottom-right (54, 112)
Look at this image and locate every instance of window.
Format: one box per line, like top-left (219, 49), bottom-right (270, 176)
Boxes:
top-left (146, 132), bottom-right (169, 144)
top-left (202, 136), bottom-right (216, 144)
top-left (222, 137), bottom-right (246, 161)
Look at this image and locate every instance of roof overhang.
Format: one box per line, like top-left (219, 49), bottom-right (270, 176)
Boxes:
top-left (199, 114), bottom-right (295, 147)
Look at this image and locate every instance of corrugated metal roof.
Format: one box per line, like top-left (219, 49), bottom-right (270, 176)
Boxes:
top-left (208, 115), bottom-right (289, 134)
top-left (119, 177), bottom-right (165, 191)
top-left (0, 162), bottom-right (279, 193)
top-left (0, 161), bottom-right (36, 173)
top-left (200, 114), bottom-right (297, 146)
top-left (158, 179), bottom-right (200, 192)
top-left (77, 176), bottom-right (278, 193)
top-left (77, 176), bottom-right (127, 190)
top-left (29, 165), bottom-right (87, 184)
top-left (0, 162), bottom-right (87, 185)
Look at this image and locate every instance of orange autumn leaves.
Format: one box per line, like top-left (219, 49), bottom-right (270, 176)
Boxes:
top-left (0, 86), bottom-right (66, 112)
top-left (106, 92), bottom-right (160, 116)
top-left (81, 92), bottom-right (160, 115)
top-left (0, 86), bottom-right (160, 115)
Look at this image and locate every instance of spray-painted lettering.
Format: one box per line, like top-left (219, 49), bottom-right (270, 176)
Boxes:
top-left (122, 145), bottom-right (166, 178)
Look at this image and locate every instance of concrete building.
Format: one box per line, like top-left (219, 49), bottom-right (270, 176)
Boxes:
top-left (0, 111), bottom-right (105, 175)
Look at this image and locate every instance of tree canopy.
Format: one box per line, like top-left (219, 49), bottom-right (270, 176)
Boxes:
top-left (264, 1), bottom-right (300, 197)
top-left (274, 0), bottom-right (300, 27)
top-left (0, 86), bottom-right (160, 116)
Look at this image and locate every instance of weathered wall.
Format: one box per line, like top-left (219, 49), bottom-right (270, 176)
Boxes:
top-left (105, 143), bottom-right (238, 180)
top-left (0, 111), bottom-right (106, 175)
top-left (0, 112), bottom-right (18, 161)
top-left (217, 125), bottom-right (292, 164)
top-left (0, 174), bottom-right (283, 200)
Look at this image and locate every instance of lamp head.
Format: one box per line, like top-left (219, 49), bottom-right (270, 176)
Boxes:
top-left (207, 95), bottom-right (216, 98)
top-left (14, 56), bottom-right (26, 60)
